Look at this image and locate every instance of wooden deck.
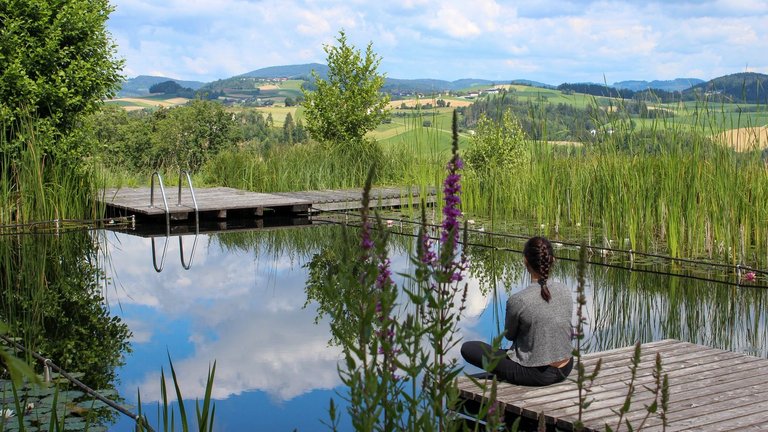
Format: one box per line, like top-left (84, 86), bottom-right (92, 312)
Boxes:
top-left (100, 186), bottom-right (433, 221)
top-left (457, 339), bottom-right (768, 431)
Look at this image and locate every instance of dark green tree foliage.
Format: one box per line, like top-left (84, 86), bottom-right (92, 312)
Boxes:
top-left (557, 83), bottom-right (634, 99)
top-left (0, 0), bottom-right (122, 162)
top-left (283, 113), bottom-right (295, 145)
top-left (301, 31), bottom-right (390, 151)
top-left (89, 101), bottom-right (235, 171)
top-left (148, 80), bottom-right (196, 98)
top-left (150, 100), bottom-right (235, 171)
top-left (685, 72), bottom-right (768, 104)
top-left (458, 94), bottom-right (599, 142)
top-left (149, 80), bottom-right (185, 94)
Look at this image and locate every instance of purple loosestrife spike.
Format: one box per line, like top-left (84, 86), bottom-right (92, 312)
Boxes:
top-left (376, 258), bottom-right (393, 289)
top-left (440, 167), bottom-right (463, 247)
top-left (420, 233), bottom-right (437, 266)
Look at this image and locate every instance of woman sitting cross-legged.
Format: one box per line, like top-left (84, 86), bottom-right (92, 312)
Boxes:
top-left (461, 236), bottom-right (574, 386)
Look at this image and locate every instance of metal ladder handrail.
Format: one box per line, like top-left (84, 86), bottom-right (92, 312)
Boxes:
top-left (151, 234), bottom-right (169, 273)
top-left (149, 170), bottom-right (200, 272)
top-left (149, 171), bottom-right (171, 227)
top-left (177, 169), bottom-right (199, 270)
top-left (150, 171), bottom-right (171, 272)
top-left (179, 230), bottom-right (199, 270)
top-left (177, 169), bottom-right (199, 215)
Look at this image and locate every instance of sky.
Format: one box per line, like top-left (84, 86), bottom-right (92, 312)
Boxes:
top-left (107, 0), bottom-right (768, 86)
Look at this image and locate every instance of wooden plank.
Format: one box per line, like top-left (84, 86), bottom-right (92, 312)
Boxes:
top-left (528, 354), bottom-right (768, 425)
top-left (653, 393), bottom-right (768, 431)
top-left (458, 340), bottom-right (768, 431)
top-left (101, 186), bottom-right (437, 219)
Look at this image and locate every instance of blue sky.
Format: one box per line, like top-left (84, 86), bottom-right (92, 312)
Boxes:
top-left (107, 0), bottom-right (768, 85)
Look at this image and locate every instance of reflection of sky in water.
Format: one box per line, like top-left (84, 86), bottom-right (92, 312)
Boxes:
top-left (101, 227), bottom-right (768, 431)
top-left (103, 229), bottom-right (514, 431)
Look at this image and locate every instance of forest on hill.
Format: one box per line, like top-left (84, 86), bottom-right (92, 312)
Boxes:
top-left (558, 72), bottom-right (768, 104)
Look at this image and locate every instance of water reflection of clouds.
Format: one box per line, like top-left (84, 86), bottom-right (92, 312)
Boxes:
top-left (103, 229), bottom-right (508, 403)
top-left (105, 231), bottom-right (345, 402)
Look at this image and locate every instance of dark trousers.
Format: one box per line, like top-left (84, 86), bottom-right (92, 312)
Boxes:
top-left (460, 341), bottom-right (573, 386)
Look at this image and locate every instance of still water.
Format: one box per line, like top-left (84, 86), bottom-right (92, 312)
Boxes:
top-left (92, 222), bottom-right (767, 430)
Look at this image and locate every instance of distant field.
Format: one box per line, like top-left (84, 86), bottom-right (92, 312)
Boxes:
top-left (107, 96), bottom-right (190, 111)
top-left (715, 126), bottom-right (768, 151)
top-left (251, 106), bottom-right (302, 126)
top-left (388, 98), bottom-right (472, 109)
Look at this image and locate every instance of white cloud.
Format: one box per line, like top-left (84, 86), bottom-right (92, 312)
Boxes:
top-left (108, 0), bottom-right (768, 95)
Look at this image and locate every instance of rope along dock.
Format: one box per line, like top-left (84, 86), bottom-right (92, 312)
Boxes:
top-left (458, 339), bottom-right (768, 431)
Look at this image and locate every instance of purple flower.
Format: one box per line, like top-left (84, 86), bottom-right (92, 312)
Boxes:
top-left (441, 165), bottom-right (463, 248)
top-left (420, 232), bottom-right (437, 266)
top-left (360, 219), bottom-right (374, 251)
top-left (744, 271), bottom-right (756, 282)
top-left (376, 258), bottom-right (393, 289)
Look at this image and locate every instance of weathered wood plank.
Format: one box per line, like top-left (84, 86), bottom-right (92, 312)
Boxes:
top-left (458, 340), bottom-right (768, 431)
top-left (101, 186), bottom-right (436, 219)
top-left (523, 354), bottom-right (768, 424)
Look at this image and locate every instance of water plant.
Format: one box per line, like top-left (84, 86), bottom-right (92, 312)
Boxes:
top-left (134, 356), bottom-right (217, 432)
top-left (306, 111), bottom-right (469, 431)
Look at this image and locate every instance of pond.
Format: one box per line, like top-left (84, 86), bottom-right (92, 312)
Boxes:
top-left (3, 218), bottom-right (768, 431)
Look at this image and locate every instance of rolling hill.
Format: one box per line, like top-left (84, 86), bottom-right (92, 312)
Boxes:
top-left (613, 78), bottom-right (704, 92)
top-left (118, 75), bottom-right (205, 97)
top-left (683, 72), bottom-right (768, 104)
top-left (239, 63), bottom-right (329, 79)
top-left (115, 64), bottom-right (768, 109)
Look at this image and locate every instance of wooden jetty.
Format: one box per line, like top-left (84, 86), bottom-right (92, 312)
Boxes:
top-left (100, 186), bottom-right (434, 222)
top-left (457, 339), bottom-right (768, 431)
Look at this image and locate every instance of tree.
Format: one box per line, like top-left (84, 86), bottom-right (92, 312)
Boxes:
top-left (0, 0), bottom-right (123, 161)
top-left (284, 96), bottom-right (295, 107)
top-left (149, 80), bottom-right (184, 94)
top-left (301, 31), bottom-right (390, 151)
top-left (465, 110), bottom-right (529, 173)
top-left (283, 112), bottom-right (295, 145)
top-left (150, 100), bottom-right (236, 171)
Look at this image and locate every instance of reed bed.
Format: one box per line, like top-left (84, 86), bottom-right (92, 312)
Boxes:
top-left (98, 97), bottom-right (768, 269)
top-left (459, 137), bottom-right (768, 268)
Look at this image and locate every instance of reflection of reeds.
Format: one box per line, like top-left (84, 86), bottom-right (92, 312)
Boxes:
top-left (563, 253), bottom-right (768, 357)
top-left (467, 234), bottom-right (768, 357)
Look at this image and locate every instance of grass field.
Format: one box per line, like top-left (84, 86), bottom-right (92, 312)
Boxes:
top-left (715, 126), bottom-right (768, 150)
top-left (248, 106), bottom-right (303, 126)
top-left (105, 82), bottom-right (768, 155)
top-left (106, 96), bottom-right (190, 111)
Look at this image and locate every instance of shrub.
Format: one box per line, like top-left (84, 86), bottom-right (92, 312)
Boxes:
top-left (464, 110), bottom-right (529, 173)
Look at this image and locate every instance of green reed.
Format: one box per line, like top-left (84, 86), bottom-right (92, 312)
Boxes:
top-left (1, 118), bottom-right (102, 225)
top-left (459, 100), bottom-right (768, 268)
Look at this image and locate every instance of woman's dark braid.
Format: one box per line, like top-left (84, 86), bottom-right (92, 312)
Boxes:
top-left (523, 237), bottom-right (555, 302)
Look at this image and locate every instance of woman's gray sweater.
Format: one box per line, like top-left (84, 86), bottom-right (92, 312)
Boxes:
top-left (505, 281), bottom-right (573, 367)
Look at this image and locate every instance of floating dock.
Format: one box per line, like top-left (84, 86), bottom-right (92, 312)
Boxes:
top-left (100, 186), bottom-right (434, 222)
top-left (458, 339), bottom-right (768, 431)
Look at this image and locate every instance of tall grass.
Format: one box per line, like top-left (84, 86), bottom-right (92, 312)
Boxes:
top-left (1, 118), bottom-right (102, 225)
top-left (458, 99), bottom-right (768, 268)
top-left (105, 97), bottom-right (768, 268)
